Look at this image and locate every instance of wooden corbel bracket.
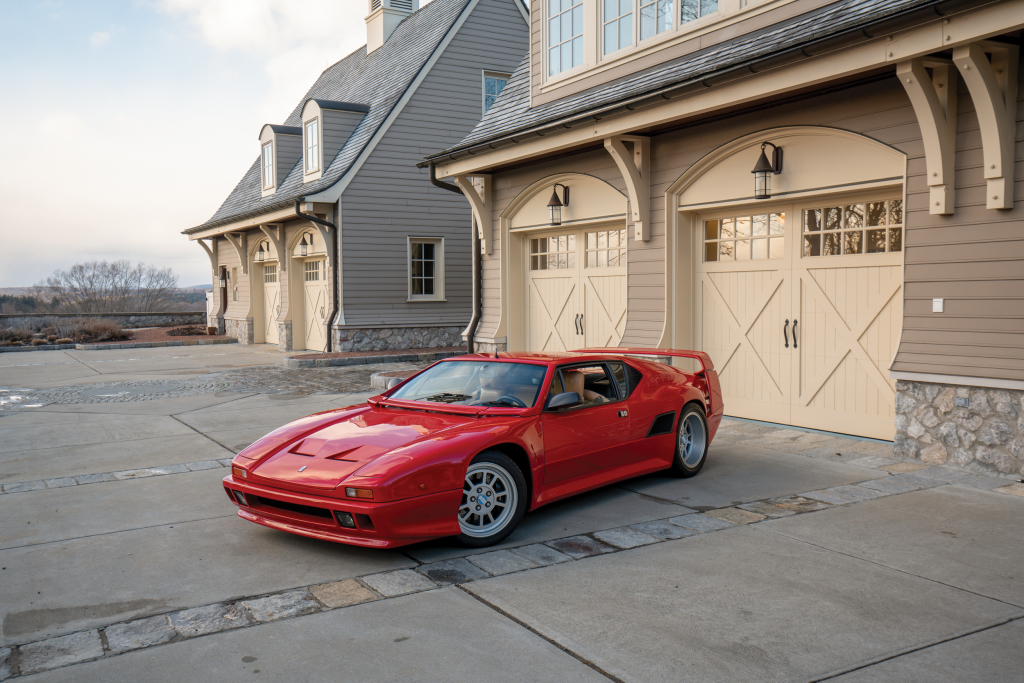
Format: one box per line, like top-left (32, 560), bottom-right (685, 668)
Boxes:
top-left (604, 135), bottom-right (650, 241)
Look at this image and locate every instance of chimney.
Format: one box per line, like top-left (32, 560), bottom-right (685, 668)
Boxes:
top-left (366, 0), bottom-right (418, 53)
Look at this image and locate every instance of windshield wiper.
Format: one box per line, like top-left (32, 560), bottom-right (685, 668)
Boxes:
top-left (421, 393), bottom-right (474, 404)
top-left (481, 399), bottom-right (520, 407)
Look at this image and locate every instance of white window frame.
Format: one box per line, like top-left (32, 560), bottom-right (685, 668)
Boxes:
top-left (482, 71), bottom-right (511, 115)
top-left (304, 118), bottom-right (320, 174)
top-left (546, 0), bottom-right (585, 79)
top-left (407, 237), bottom-right (445, 302)
top-left (602, 0), bottom-right (633, 56)
top-left (261, 141), bottom-right (274, 189)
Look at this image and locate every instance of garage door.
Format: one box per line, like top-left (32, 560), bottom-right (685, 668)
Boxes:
top-left (262, 263), bottom-right (280, 345)
top-left (694, 193), bottom-right (903, 440)
top-left (527, 228), bottom-right (627, 352)
top-left (301, 259), bottom-right (328, 352)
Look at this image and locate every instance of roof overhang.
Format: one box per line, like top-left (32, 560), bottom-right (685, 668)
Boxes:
top-left (426, 0), bottom-right (1021, 178)
top-left (185, 202), bottom-right (335, 240)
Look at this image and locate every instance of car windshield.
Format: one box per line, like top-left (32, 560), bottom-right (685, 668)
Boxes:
top-left (388, 360), bottom-right (548, 408)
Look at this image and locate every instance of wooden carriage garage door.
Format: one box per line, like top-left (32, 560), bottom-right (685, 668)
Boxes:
top-left (302, 259), bottom-right (328, 352)
top-left (262, 263), bottom-right (280, 345)
top-left (694, 195), bottom-right (903, 440)
top-left (527, 228), bottom-right (627, 352)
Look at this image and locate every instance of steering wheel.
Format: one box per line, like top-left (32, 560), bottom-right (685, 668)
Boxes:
top-left (497, 395), bottom-right (527, 408)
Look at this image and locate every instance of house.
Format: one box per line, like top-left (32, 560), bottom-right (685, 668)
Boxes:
top-left (183, 0), bottom-right (529, 353)
top-left (425, 0), bottom-right (1024, 475)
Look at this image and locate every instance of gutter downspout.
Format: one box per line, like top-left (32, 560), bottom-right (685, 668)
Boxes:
top-left (429, 162), bottom-right (479, 355)
top-left (295, 200), bottom-right (338, 353)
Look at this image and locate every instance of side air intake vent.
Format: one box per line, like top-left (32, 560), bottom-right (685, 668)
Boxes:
top-left (646, 411), bottom-right (676, 437)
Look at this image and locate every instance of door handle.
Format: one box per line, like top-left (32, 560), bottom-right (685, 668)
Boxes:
top-left (783, 319), bottom-right (790, 348)
top-left (574, 314), bottom-right (580, 336)
top-left (792, 319), bottom-right (798, 349)
top-left (580, 313), bottom-right (584, 335)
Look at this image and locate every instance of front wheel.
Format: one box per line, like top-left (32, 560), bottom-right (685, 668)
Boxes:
top-left (458, 451), bottom-right (527, 547)
top-left (670, 404), bottom-right (708, 478)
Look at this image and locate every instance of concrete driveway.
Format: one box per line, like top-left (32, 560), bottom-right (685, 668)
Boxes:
top-left (0, 345), bottom-right (1022, 681)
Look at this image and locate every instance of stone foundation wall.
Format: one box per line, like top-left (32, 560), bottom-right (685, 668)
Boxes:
top-left (333, 326), bottom-right (465, 352)
top-left (895, 380), bottom-right (1024, 478)
top-left (1, 312), bottom-right (204, 330)
top-left (224, 318), bottom-right (254, 345)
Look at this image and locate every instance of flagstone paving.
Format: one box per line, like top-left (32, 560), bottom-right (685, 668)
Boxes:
top-left (1, 344), bottom-right (1022, 681)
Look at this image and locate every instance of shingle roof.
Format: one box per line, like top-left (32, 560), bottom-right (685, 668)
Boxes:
top-left (186, 0), bottom-right (471, 234)
top-left (430, 0), bottom-right (938, 160)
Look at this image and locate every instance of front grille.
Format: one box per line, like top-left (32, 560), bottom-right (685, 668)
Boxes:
top-left (256, 496), bottom-right (333, 519)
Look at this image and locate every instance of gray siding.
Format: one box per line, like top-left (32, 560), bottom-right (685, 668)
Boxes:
top-left (340, 0), bottom-right (529, 327)
top-left (322, 110), bottom-right (366, 169)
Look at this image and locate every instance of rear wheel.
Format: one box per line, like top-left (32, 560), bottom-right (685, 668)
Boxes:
top-left (458, 451), bottom-right (527, 547)
top-left (670, 404), bottom-right (708, 477)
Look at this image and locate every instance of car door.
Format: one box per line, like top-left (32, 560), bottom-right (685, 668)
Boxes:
top-left (541, 363), bottom-right (630, 484)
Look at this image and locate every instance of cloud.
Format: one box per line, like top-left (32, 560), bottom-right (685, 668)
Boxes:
top-left (89, 30), bottom-right (111, 47)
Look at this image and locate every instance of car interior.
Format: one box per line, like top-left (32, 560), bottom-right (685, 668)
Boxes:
top-left (549, 364), bottom-right (620, 408)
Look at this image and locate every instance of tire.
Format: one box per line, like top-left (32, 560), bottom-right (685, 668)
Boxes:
top-left (458, 450), bottom-right (527, 547)
top-left (670, 403), bottom-right (709, 478)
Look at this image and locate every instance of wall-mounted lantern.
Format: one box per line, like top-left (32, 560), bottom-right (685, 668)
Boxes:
top-left (299, 235), bottom-right (309, 257)
top-left (752, 142), bottom-right (783, 200)
top-left (256, 242), bottom-right (266, 262)
top-left (547, 183), bottom-right (570, 226)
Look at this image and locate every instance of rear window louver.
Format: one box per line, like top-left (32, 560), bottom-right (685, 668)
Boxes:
top-left (626, 366), bottom-right (643, 397)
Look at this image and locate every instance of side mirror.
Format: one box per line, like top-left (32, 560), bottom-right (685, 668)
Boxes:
top-left (547, 391), bottom-right (581, 410)
top-left (386, 378), bottom-right (403, 389)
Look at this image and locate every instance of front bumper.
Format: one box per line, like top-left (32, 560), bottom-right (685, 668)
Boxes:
top-left (223, 476), bottom-right (462, 549)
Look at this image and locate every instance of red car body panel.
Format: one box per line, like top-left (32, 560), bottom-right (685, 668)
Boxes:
top-left (224, 348), bottom-right (723, 548)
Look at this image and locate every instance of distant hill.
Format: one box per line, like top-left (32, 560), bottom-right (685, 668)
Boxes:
top-left (183, 285), bottom-right (213, 291)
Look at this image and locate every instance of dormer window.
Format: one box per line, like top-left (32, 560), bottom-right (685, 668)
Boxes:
top-left (304, 118), bottom-right (320, 174)
top-left (261, 142), bottom-right (274, 190)
top-left (548, 0), bottom-right (583, 76)
top-left (483, 72), bottom-right (509, 113)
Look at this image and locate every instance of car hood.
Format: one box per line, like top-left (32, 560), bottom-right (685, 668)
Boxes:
top-left (251, 407), bottom-right (477, 490)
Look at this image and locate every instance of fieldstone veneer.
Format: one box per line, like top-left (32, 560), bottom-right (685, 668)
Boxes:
top-left (333, 326), bottom-right (464, 352)
top-left (895, 380), bottom-right (1024, 477)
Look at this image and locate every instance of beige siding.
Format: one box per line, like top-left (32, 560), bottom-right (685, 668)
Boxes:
top-left (340, 0), bottom-right (528, 328)
top-left (892, 57), bottom-right (1024, 382)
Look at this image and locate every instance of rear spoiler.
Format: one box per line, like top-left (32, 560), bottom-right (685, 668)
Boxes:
top-left (577, 348), bottom-right (715, 373)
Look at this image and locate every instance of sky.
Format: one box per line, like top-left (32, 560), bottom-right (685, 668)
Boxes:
top-left (0, 0), bottom-right (427, 288)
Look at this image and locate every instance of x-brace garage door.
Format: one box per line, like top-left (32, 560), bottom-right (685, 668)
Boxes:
top-left (694, 193), bottom-right (903, 440)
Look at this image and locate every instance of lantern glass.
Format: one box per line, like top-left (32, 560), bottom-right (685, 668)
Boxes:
top-left (549, 204), bottom-right (562, 226)
top-left (300, 238), bottom-right (308, 256)
top-left (754, 171), bottom-right (770, 200)
top-left (256, 247), bottom-right (265, 262)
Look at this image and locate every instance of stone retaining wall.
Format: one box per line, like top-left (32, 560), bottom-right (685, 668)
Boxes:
top-left (333, 326), bottom-right (465, 352)
top-left (895, 379), bottom-right (1024, 478)
top-left (0, 312), bottom-right (204, 330)
top-left (0, 338), bottom-right (238, 353)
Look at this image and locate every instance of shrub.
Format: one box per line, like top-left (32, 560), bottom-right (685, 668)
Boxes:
top-left (0, 327), bottom-right (34, 345)
top-left (30, 339), bottom-right (48, 346)
top-left (73, 319), bottom-right (130, 342)
top-left (55, 338), bottom-right (74, 345)
top-left (167, 325), bottom-right (208, 336)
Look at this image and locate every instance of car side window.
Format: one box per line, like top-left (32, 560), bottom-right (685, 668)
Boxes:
top-left (553, 364), bottom-right (619, 408)
top-left (608, 362), bottom-right (627, 397)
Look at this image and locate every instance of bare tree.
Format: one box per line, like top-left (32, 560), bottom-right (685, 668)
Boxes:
top-left (34, 261), bottom-right (180, 313)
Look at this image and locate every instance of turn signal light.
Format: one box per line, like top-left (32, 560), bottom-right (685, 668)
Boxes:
top-left (345, 487), bottom-right (374, 499)
top-left (231, 466), bottom-right (248, 479)
top-left (232, 490), bottom-right (249, 507)
top-left (334, 510), bottom-right (356, 528)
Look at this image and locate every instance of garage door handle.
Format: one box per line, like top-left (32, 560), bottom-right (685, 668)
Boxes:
top-left (783, 319), bottom-right (790, 348)
top-left (792, 319), bottom-right (798, 349)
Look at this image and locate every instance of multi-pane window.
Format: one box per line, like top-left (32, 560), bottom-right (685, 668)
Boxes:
top-left (704, 213), bottom-right (785, 262)
top-left (261, 142), bottom-right (273, 189)
top-left (585, 229), bottom-right (627, 267)
top-left (410, 241), bottom-right (436, 296)
top-left (603, 0), bottom-right (632, 55)
top-left (263, 264), bottom-right (278, 283)
top-left (680, 0), bottom-right (717, 24)
top-left (548, 0), bottom-right (583, 76)
top-left (530, 234), bottom-right (576, 270)
top-left (303, 260), bottom-right (321, 282)
top-left (640, 0), bottom-right (673, 40)
top-left (802, 200), bottom-right (903, 257)
top-left (483, 73), bottom-right (508, 113)
top-left (304, 119), bottom-right (319, 173)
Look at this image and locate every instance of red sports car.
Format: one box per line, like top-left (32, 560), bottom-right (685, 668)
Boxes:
top-left (224, 348), bottom-right (723, 549)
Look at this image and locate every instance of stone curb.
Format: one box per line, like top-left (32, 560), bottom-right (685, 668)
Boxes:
top-left (8, 465), bottom-right (1024, 678)
top-left (0, 339), bottom-right (237, 353)
top-left (283, 350), bottom-right (463, 369)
